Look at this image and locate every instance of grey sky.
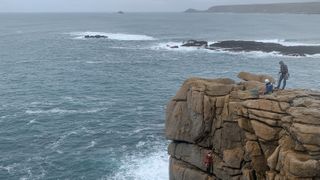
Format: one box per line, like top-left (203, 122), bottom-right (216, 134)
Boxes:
top-left (0, 0), bottom-right (318, 12)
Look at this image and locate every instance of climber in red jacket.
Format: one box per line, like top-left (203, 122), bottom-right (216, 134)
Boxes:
top-left (204, 151), bottom-right (213, 174)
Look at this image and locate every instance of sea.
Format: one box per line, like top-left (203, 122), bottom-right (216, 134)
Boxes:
top-left (0, 13), bottom-right (320, 180)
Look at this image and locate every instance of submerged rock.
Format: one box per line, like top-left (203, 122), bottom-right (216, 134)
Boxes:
top-left (165, 72), bottom-right (320, 180)
top-left (238, 71), bottom-right (275, 83)
top-left (84, 35), bottom-right (108, 39)
top-left (174, 39), bottom-right (320, 57)
top-left (182, 40), bottom-right (208, 48)
top-left (170, 45), bottom-right (179, 49)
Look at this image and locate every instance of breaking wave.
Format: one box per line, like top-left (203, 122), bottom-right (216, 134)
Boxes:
top-left (151, 42), bottom-right (216, 52)
top-left (255, 39), bottom-right (320, 46)
top-left (106, 147), bottom-right (169, 180)
top-left (70, 32), bottom-right (156, 41)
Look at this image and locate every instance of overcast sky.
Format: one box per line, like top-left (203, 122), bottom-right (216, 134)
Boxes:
top-left (0, 0), bottom-right (318, 12)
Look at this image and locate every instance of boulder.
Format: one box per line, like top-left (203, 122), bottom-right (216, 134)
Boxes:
top-left (242, 99), bottom-right (285, 114)
top-left (290, 123), bottom-right (320, 146)
top-left (267, 146), bottom-right (280, 170)
top-left (284, 152), bottom-right (320, 177)
top-left (238, 72), bottom-right (275, 83)
top-left (168, 142), bottom-right (208, 171)
top-left (246, 141), bottom-right (262, 156)
top-left (251, 120), bottom-right (280, 141)
top-left (239, 80), bottom-right (264, 91)
top-left (288, 107), bottom-right (320, 125)
top-left (238, 118), bottom-right (254, 132)
top-left (165, 101), bottom-right (193, 142)
top-left (169, 158), bottom-right (213, 180)
top-left (223, 147), bottom-right (245, 168)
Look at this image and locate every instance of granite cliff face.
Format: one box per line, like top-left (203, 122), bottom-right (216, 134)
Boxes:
top-left (165, 72), bottom-right (320, 180)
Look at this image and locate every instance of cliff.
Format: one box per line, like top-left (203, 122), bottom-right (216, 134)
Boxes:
top-left (185, 2), bottom-right (320, 14)
top-left (165, 72), bottom-right (320, 180)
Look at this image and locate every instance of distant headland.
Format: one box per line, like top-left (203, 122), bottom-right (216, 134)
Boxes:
top-left (185, 2), bottom-right (320, 14)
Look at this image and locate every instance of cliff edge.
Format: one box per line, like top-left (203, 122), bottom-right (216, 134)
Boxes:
top-left (165, 72), bottom-right (320, 180)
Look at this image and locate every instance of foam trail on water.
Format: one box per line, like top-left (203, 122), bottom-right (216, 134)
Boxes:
top-left (70, 32), bottom-right (156, 41)
top-left (255, 39), bottom-right (320, 46)
top-left (151, 42), bottom-right (215, 52)
top-left (25, 108), bottom-right (107, 114)
top-left (305, 53), bottom-right (320, 58)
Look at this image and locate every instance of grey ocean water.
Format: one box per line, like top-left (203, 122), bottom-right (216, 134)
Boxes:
top-left (0, 13), bottom-right (320, 179)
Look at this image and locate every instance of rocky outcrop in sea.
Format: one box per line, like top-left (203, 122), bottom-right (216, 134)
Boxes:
top-left (165, 72), bottom-right (320, 180)
top-left (171, 40), bottom-right (320, 57)
top-left (84, 35), bottom-right (108, 39)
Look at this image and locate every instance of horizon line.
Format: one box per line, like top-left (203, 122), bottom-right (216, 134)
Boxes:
top-left (0, 11), bottom-right (183, 13)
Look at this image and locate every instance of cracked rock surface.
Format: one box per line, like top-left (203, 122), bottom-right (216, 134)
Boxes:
top-left (165, 72), bottom-right (320, 180)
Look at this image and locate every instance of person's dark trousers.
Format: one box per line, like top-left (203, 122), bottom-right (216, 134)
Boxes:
top-left (207, 164), bottom-right (213, 174)
top-left (277, 74), bottom-right (286, 89)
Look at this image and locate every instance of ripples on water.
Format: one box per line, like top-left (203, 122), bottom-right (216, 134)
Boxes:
top-left (0, 13), bottom-right (320, 179)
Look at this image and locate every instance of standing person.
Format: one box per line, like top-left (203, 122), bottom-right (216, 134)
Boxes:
top-left (276, 61), bottom-right (289, 90)
top-left (204, 151), bottom-right (213, 174)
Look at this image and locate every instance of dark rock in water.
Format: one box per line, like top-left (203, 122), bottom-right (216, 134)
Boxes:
top-left (170, 46), bottom-right (179, 49)
top-left (208, 40), bottom-right (320, 56)
top-left (184, 8), bottom-right (200, 13)
top-left (182, 40), bottom-right (208, 48)
top-left (84, 35), bottom-right (108, 39)
top-left (117, 11), bottom-right (124, 14)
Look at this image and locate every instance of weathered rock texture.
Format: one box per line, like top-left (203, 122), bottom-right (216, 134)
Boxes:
top-left (165, 72), bottom-right (320, 180)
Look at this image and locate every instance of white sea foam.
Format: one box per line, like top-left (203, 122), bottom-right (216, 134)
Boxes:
top-left (151, 41), bottom-right (320, 58)
top-left (70, 31), bottom-right (156, 41)
top-left (306, 53), bottom-right (320, 58)
top-left (106, 148), bottom-right (169, 180)
top-left (135, 141), bottom-right (146, 148)
top-left (26, 108), bottom-right (77, 114)
top-left (0, 163), bottom-right (18, 174)
top-left (151, 42), bottom-right (273, 56)
top-left (255, 39), bottom-right (320, 46)
top-left (27, 119), bottom-right (37, 125)
top-left (18, 163), bottom-right (47, 180)
top-left (221, 50), bottom-right (320, 58)
top-left (86, 61), bottom-right (104, 64)
top-left (219, 50), bottom-right (285, 58)
top-left (30, 101), bottom-right (54, 106)
top-left (133, 128), bottom-right (151, 134)
top-left (47, 131), bottom-right (78, 150)
top-left (25, 108), bottom-right (107, 115)
top-left (151, 41), bottom-right (217, 52)
top-left (86, 141), bottom-right (97, 149)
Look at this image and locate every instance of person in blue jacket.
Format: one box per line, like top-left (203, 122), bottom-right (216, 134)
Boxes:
top-left (264, 79), bottom-right (273, 95)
